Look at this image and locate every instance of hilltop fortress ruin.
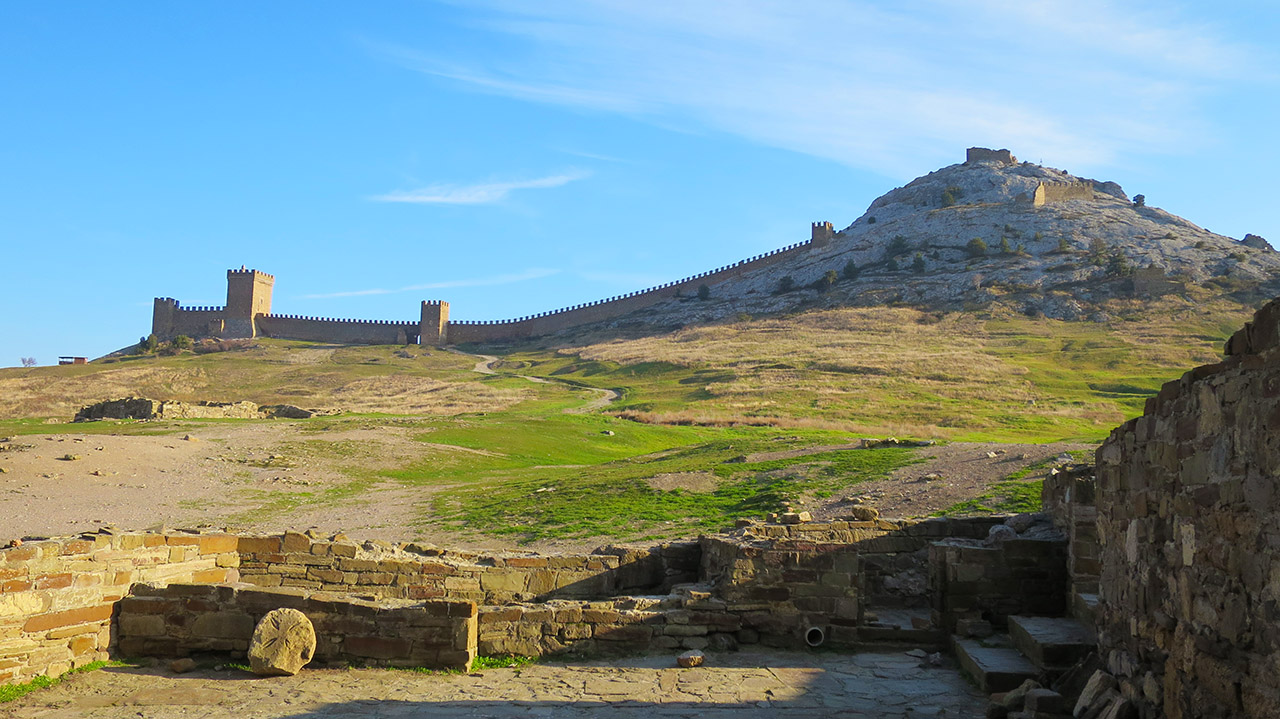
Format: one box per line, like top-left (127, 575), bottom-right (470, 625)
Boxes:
top-left (152, 149), bottom-right (1136, 347)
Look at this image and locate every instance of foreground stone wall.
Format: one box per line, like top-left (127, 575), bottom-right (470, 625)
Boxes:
top-left (117, 583), bottom-right (476, 670)
top-left (928, 536), bottom-right (1068, 632)
top-left (1096, 297), bottom-right (1280, 718)
top-left (0, 531), bottom-right (239, 684)
top-left (236, 532), bottom-right (699, 604)
top-left (1040, 465), bottom-right (1101, 620)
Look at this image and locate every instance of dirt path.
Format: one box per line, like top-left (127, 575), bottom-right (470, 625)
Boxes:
top-left (447, 347), bottom-right (620, 414)
top-left (809, 441), bottom-right (1092, 521)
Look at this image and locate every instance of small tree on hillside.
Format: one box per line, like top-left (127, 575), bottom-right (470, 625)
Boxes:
top-left (1133, 194), bottom-right (1146, 208)
top-left (138, 335), bottom-right (158, 354)
top-left (815, 270), bottom-right (838, 292)
top-left (20, 357), bottom-right (36, 367)
top-left (966, 238), bottom-right (988, 258)
top-left (1057, 237), bottom-right (1072, 253)
top-left (912, 252), bottom-right (926, 273)
top-left (886, 236), bottom-right (910, 258)
top-left (999, 237), bottom-right (1013, 255)
top-left (842, 259), bottom-right (859, 281)
top-left (778, 275), bottom-right (796, 293)
top-left (697, 284), bottom-right (711, 301)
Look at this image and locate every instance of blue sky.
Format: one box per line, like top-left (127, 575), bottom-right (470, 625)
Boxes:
top-left (3, 1), bottom-right (1277, 366)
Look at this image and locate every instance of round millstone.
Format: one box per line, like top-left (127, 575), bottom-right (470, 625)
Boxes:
top-left (248, 608), bottom-right (316, 676)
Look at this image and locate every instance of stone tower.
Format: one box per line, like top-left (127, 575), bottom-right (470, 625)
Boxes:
top-left (225, 267), bottom-right (274, 338)
top-left (420, 300), bottom-right (450, 346)
top-left (811, 221), bottom-right (834, 247)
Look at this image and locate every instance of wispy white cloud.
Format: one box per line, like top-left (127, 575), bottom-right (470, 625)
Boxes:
top-left (373, 171), bottom-right (590, 204)
top-left (375, 0), bottom-right (1270, 176)
top-left (302, 268), bottom-right (560, 299)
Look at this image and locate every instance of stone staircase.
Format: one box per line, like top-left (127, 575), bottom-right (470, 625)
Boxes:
top-left (953, 615), bottom-right (1096, 693)
top-left (856, 607), bottom-right (947, 650)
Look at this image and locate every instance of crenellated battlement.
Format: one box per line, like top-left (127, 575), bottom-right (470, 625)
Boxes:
top-left (150, 222), bottom-right (824, 347)
top-left (227, 267), bottom-right (274, 279)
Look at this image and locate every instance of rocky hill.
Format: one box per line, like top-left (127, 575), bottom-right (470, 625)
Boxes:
top-left (621, 149), bottom-right (1280, 325)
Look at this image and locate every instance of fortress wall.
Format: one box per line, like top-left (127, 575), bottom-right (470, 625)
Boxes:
top-left (447, 241), bottom-right (814, 344)
top-left (256, 315), bottom-right (418, 345)
top-left (1095, 297), bottom-right (1280, 718)
top-left (1033, 181), bottom-right (1095, 206)
top-left (966, 147), bottom-right (1017, 165)
top-left (0, 531), bottom-right (239, 685)
top-left (152, 300), bottom-right (226, 340)
top-left (117, 583), bottom-right (475, 670)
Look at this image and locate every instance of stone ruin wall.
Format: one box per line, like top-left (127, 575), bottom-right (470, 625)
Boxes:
top-left (2, 516), bottom-right (1069, 684)
top-left (1032, 181), bottom-right (1095, 206)
top-left (117, 583), bottom-right (476, 670)
top-left (0, 531), bottom-right (239, 684)
top-left (966, 147), bottom-right (1017, 165)
top-left (1095, 296), bottom-right (1280, 719)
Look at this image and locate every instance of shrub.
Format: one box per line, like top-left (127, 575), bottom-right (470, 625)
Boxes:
top-left (19, 357), bottom-right (36, 367)
top-left (941, 185), bottom-right (962, 207)
top-left (886, 235), bottom-right (910, 258)
top-left (886, 257), bottom-right (900, 271)
top-left (966, 238), bottom-right (988, 257)
top-left (813, 270), bottom-right (838, 292)
top-left (912, 253), bottom-right (926, 273)
top-left (999, 237), bottom-right (1013, 255)
top-left (697, 284), bottom-right (711, 301)
top-left (866, 216), bottom-right (876, 224)
top-left (171, 335), bottom-right (194, 350)
top-left (1057, 237), bottom-right (1071, 253)
top-left (777, 276), bottom-right (796, 293)
top-left (842, 260), bottom-right (859, 281)
top-left (1133, 194), bottom-right (1146, 208)
top-left (138, 334), bottom-right (158, 354)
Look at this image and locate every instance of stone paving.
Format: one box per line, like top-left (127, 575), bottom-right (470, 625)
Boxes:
top-left (4, 651), bottom-right (988, 718)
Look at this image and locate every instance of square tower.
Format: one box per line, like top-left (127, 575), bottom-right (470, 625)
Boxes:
top-left (420, 300), bottom-right (450, 346)
top-left (225, 267), bottom-right (274, 338)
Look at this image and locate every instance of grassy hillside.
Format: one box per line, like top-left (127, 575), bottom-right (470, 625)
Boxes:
top-left (0, 341), bottom-right (556, 420)
top-left (0, 295), bottom-right (1250, 544)
top-left (495, 294), bottom-right (1244, 443)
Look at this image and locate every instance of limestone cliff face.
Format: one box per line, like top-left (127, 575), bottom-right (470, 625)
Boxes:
top-left (613, 155), bottom-right (1280, 326)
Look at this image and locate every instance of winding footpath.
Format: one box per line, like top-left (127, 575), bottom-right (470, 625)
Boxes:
top-left (450, 349), bottom-right (620, 414)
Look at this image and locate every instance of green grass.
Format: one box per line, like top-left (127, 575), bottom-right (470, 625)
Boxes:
top-left (0, 661), bottom-right (126, 703)
top-left (490, 297), bottom-right (1245, 443)
top-left (470, 655), bottom-right (537, 670)
top-left (936, 479), bottom-right (1044, 516)
top-left (429, 437), bottom-right (918, 542)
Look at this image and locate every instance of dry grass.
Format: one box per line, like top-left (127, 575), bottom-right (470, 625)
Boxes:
top-left (0, 342), bottom-right (540, 419)
top-left (539, 295), bottom-right (1249, 441)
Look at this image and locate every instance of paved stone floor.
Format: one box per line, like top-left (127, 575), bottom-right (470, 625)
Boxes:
top-left (4, 651), bottom-right (988, 718)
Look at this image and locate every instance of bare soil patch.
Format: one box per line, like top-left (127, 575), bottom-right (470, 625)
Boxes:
top-left (644, 471), bottom-right (720, 493)
top-left (807, 441), bottom-right (1092, 520)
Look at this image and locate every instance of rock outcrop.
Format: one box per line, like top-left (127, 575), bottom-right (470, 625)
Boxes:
top-left (74, 398), bottom-right (338, 421)
top-left (593, 150), bottom-right (1280, 328)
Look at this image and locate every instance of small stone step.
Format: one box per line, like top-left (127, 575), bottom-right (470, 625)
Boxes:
top-left (953, 636), bottom-right (1040, 693)
top-left (1072, 592), bottom-right (1099, 625)
top-left (1008, 615), bottom-right (1095, 670)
